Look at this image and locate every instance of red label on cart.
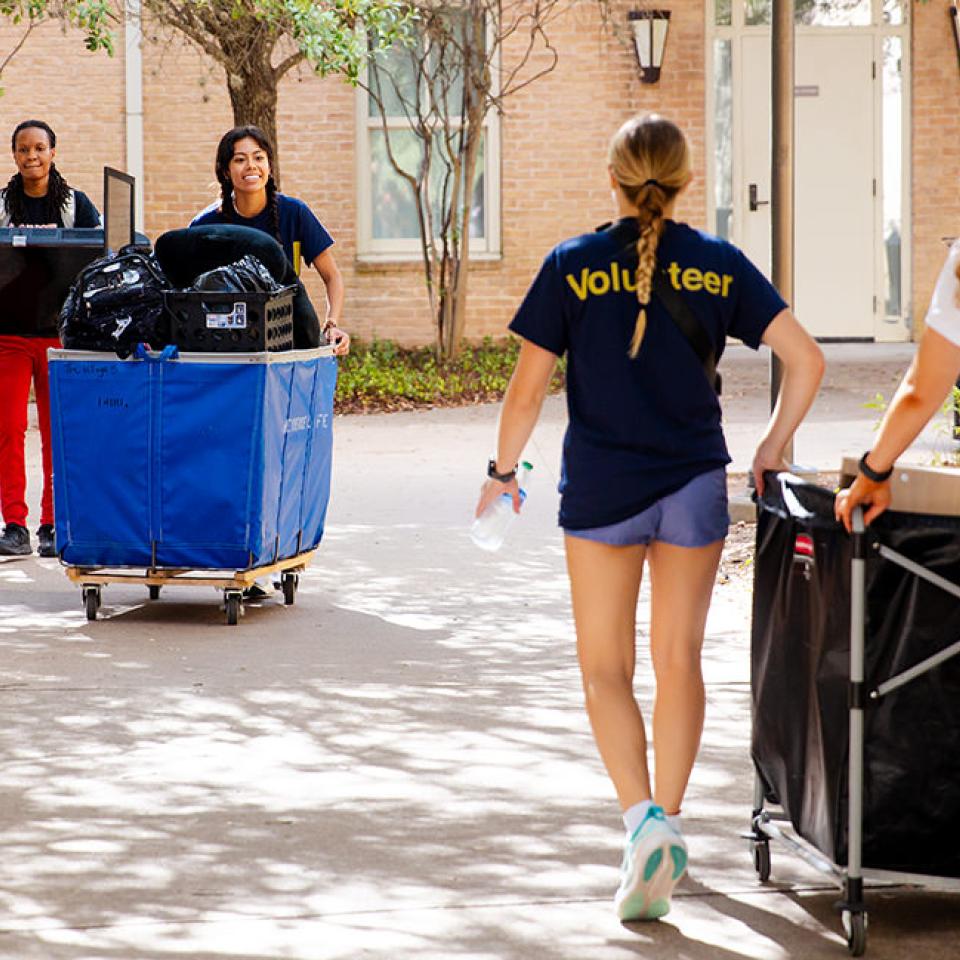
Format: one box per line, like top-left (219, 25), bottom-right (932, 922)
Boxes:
top-left (793, 534), bottom-right (814, 559)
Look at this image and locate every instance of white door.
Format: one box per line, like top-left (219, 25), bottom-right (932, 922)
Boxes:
top-left (741, 33), bottom-right (876, 339)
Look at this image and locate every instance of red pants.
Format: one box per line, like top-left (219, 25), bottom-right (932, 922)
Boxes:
top-left (0, 335), bottom-right (60, 528)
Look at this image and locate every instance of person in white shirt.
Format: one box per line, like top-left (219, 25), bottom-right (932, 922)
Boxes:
top-left (836, 241), bottom-right (960, 529)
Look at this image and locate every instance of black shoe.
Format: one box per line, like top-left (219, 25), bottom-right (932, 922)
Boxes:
top-left (0, 523), bottom-right (31, 556)
top-left (37, 524), bottom-right (56, 558)
top-left (242, 583), bottom-right (270, 602)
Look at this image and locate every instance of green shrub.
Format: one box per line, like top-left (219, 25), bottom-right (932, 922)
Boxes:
top-left (335, 337), bottom-right (566, 412)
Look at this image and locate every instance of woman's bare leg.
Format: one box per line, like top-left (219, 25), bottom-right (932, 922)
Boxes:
top-left (645, 539), bottom-right (724, 815)
top-left (565, 535), bottom-right (649, 811)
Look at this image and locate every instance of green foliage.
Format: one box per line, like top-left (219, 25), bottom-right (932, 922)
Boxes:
top-left (0, 1), bottom-right (114, 50)
top-left (147, 0), bottom-right (413, 80)
top-left (335, 336), bottom-right (566, 412)
top-left (282, 0), bottom-right (415, 82)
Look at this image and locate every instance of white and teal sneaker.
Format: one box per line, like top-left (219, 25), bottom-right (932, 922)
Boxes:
top-left (614, 805), bottom-right (688, 921)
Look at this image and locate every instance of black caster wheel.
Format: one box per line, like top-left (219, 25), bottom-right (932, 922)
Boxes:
top-left (148, 585), bottom-right (161, 600)
top-left (225, 592), bottom-right (241, 626)
top-left (752, 839), bottom-right (771, 882)
top-left (281, 572), bottom-right (298, 606)
top-left (83, 587), bottom-right (100, 621)
top-left (842, 909), bottom-right (867, 957)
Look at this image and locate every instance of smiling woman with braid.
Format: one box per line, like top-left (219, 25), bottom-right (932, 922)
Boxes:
top-left (0, 120), bottom-right (100, 559)
top-left (475, 113), bottom-right (823, 923)
top-left (191, 125), bottom-right (348, 356)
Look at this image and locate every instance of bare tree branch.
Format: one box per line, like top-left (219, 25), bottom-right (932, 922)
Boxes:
top-left (362, 0), bottom-right (595, 356)
top-left (0, 19), bottom-right (35, 76)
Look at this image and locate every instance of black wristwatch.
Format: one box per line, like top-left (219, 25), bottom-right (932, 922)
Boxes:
top-left (859, 451), bottom-right (893, 483)
top-left (487, 459), bottom-right (517, 482)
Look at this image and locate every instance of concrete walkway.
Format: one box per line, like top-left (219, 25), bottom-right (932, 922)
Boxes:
top-left (1, 343), bottom-right (957, 959)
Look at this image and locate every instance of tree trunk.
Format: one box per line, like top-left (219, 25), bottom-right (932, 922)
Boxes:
top-left (442, 110), bottom-right (483, 360)
top-left (220, 37), bottom-right (283, 185)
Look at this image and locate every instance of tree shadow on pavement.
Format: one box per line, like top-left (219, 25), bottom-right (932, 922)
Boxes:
top-left (2, 522), bottom-right (957, 959)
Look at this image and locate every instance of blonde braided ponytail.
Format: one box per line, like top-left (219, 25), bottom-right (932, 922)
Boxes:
top-left (608, 114), bottom-right (691, 357)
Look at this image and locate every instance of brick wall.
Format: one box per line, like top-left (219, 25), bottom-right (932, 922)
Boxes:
top-left (0, 20), bottom-right (125, 208)
top-left (0, 3), bottom-right (954, 346)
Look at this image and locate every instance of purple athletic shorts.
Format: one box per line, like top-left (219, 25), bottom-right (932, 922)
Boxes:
top-left (565, 468), bottom-right (729, 548)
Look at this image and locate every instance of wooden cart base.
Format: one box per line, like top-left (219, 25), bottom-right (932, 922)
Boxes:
top-left (65, 550), bottom-right (317, 625)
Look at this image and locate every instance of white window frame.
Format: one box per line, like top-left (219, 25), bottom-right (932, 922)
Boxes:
top-left (356, 16), bottom-right (502, 263)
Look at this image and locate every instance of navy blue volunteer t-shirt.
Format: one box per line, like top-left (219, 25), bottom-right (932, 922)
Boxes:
top-left (191, 193), bottom-right (333, 273)
top-left (509, 218), bottom-right (787, 530)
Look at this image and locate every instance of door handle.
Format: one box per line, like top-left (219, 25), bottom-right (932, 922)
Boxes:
top-left (749, 183), bottom-right (770, 212)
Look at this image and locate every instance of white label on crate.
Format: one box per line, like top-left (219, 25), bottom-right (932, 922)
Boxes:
top-left (206, 302), bottom-right (248, 329)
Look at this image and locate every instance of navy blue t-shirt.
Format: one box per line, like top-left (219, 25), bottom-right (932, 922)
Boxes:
top-left (509, 219), bottom-right (787, 530)
top-left (190, 193), bottom-right (333, 273)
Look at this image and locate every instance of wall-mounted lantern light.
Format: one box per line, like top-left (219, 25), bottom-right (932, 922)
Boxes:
top-left (628, 10), bottom-right (671, 84)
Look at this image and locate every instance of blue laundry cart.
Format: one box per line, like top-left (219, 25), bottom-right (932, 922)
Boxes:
top-left (48, 345), bottom-right (337, 624)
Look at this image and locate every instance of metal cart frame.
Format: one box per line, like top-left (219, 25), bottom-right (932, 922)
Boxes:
top-left (748, 506), bottom-right (960, 956)
top-left (66, 548), bottom-right (316, 625)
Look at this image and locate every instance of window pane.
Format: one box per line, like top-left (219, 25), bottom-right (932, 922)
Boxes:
top-left (882, 0), bottom-right (904, 25)
top-left (713, 39), bottom-right (733, 240)
top-left (745, 0), bottom-right (770, 26)
top-left (796, 0), bottom-right (871, 26)
top-left (715, 0), bottom-right (732, 26)
top-left (428, 9), bottom-right (483, 118)
top-left (745, 0), bottom-right (871, 27)
top-left (368, 40), bottom-right (420, 119)
top-left (370, 129), bottom-right (485, 241)
top-left (370, 129), bottom-right (422, 239)
top-left (882, 37), bottom-right (902, 318)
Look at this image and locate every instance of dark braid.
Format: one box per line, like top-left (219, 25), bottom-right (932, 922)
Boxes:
top-left (218, 176), bottom-right (237, 221)
top-left (5, 120), bottom-right (73, 225)
top-left (214, 125), bottom-right (282, 243)
top-left (265, 175), bottom-right (281, 244)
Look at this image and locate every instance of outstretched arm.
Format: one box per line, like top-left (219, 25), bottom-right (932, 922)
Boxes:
top-left (751, 308), bottom-right (825, 494)
top-left (835, 327), bottom-right (960, 530)
top-left (312, 249), bottom-right (349, 355)
top-left (475, 338), bottom-right (558, 517)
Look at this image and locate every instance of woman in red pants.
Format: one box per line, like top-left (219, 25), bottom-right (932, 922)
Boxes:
top-left (0, 120), bottom-right (100, 557)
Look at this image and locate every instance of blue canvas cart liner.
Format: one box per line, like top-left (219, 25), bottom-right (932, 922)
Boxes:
top-left (48, 346), bottom-right (336, 570)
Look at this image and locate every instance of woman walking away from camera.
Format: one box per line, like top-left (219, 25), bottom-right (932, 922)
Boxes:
top-left (475, 114), bottom-right (823, 923)
top-left (191, 125), bottom-right (349, 356)
top-left (0, 120), bottom-right (100, 558)
top-left (836, 241), bottom-right (960, 530)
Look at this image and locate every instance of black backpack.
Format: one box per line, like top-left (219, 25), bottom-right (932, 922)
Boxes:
top-left (59, 245), bottom-right (170, 358)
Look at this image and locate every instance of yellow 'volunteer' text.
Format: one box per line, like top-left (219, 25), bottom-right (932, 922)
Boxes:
top-left (565, 261), bottom-right (733, 302)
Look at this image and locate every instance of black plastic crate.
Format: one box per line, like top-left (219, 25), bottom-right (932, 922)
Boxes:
top-left (165, 287), bottom-right (295, 352)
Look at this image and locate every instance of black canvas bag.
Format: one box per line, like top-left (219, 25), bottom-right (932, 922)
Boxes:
top-left (58, 246), bottom-right (169, 358)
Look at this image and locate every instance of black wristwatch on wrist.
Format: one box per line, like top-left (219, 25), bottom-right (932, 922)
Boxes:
top-left (487, 459), bottom-right (517, 482)
top-left (859, 451), bottom-right (893, 483)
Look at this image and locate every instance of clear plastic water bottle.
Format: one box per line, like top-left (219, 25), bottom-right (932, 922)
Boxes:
top-left (470, 461), bottom-right (532, 552)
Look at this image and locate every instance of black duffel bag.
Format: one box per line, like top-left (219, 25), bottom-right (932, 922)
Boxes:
top-left (59, 245), bottom-right (169, 358)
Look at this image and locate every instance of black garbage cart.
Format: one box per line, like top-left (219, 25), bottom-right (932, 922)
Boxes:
top-left (749, 471), bottom-right (960, 956)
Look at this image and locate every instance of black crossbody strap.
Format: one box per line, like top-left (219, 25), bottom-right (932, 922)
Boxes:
top-left (651, 269), bottom-right (721, 394)
top-left (596, 219), bottom-right (721, 395)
